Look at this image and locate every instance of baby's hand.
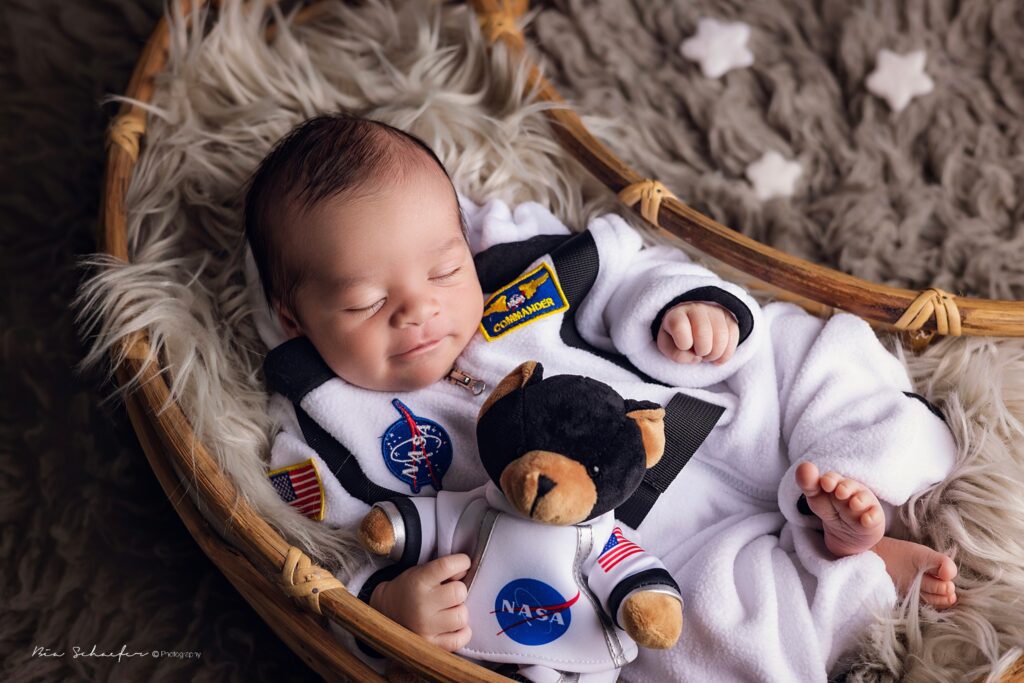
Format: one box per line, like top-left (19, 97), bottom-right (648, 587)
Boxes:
top-left (369, 554), bottom-right (472, 651)
top-left (657, 302), bottom-right (739, 365)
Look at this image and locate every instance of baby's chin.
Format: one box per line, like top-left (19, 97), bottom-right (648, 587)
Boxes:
top-left (383, 349), bottom-right (463, 392)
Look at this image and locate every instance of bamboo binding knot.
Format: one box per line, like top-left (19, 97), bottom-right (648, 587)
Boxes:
top-left (894, 287), bottom-right (962, 337)
top-left (618, 179), bottom-right (678, 227)
top-left (477, 1), bottom-right (526, 50)
top-left (279, 546), bottom-right (343, 616)
top-left (107, 111), bottom-right (147, 162)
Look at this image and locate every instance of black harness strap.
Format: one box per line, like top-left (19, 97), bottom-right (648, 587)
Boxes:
top-left (546, 231), bottom-right (727, 528)
top-left (264, 336), bottom-right (403, 506)
top-left (616, 392), bottom-right (725, 529)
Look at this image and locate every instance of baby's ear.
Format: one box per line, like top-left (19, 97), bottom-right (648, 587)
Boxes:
top-left (478, 361), bottom-right (543, 421)
top-left (274, 300), bottom-right (303, 340)
top-left (625, 400), bottom-right (666, 469)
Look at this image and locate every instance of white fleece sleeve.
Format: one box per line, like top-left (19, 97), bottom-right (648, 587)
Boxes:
top-left (575, 212), bottom-right (766, 388)
top-left (768, 303), bottom-right (959, 530)
top-left (457, 191), bottom-right (571, 255)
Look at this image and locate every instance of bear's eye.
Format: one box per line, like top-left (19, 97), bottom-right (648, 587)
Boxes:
top-left (592, 466), bottom-right (600, 475)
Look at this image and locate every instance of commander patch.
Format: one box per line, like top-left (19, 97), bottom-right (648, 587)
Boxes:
top-left (479, 262), bottom-right (568, 341)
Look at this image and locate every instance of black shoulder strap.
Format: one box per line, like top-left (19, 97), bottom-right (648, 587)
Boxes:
top-left (616, 392), bottom-right (725, 529)
top-left (474, 233), bottom-right (574, 293)
top-left (263, 336), bottom-right (403, 506)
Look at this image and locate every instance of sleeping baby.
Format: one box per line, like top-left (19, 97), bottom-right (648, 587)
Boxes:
top-left (244, 113), bottom-right (959, 681)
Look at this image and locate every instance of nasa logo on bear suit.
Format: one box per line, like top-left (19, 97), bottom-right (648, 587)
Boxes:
top-left (380, 399), bottom-right (453, 493)
top-left (493, 578), bottom-right (578, 646)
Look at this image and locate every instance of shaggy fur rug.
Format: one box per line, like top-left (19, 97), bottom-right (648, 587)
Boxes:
top-left (9, 0), bottom-right (1020, 680)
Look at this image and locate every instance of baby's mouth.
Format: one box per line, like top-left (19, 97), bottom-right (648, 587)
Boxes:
top-left (391, 336), bottom-right (445, 360)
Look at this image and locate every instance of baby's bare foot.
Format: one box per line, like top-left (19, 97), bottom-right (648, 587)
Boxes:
top-left (795, 462), bottom-right (886, 557)
top-left (871, 536), bottom-right (958, 609)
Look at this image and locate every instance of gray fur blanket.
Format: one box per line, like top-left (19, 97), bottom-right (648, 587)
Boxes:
top-left (7, 0), bottom-right (1023, 680)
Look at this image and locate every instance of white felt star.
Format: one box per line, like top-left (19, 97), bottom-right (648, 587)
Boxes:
top-left (679, 18), bottom-right (754, 79)
top-left (745, 151), bottom-right (802, 200)
top-left (865, 49), bottom-right (934, 112)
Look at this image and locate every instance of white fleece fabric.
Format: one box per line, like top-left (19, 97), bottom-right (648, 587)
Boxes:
top-left (249, 195), bottom-right (957, 681)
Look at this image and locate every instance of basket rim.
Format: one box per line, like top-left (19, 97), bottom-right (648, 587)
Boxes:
top-left (470, 0), bottom-right (1024, 342)
top-left (97, 1), bottom-right (1024, 682)
top-left (99, 1), bottom-right (508, 680)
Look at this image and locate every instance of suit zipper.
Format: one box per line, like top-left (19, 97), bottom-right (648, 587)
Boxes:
top-left (446, 366), bottom-right (486, 396)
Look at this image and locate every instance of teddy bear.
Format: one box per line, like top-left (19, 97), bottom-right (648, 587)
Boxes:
top-left (358, 361), bottom-right (684, 682)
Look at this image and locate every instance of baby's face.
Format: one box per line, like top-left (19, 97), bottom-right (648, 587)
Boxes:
top-left (277, 164), bottom-right (483, 391)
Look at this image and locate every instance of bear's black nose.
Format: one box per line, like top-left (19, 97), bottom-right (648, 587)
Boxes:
top-left (530, 474), bottom-right (558, 518)
top-left (536, 474), bottom-right (557, 498)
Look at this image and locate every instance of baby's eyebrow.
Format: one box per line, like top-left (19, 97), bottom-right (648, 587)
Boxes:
top-left (433, 234), bottom-right (465, 254)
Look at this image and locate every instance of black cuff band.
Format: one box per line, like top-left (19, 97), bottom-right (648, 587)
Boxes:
top-left (797, 494), bottom-right (815, 516)
top-left (650, 286), bottom-right (754, 346)
top-left (607, 567), bottom-right (680, 630)
top-left (389, 496), bottom-right (422, 568)
top-left (903, 391), bottom-right (947, 424)
top-left (355, 563), bottom-right (407, 659)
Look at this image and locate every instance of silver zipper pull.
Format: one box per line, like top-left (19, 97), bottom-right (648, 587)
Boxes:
top-left (446, 367), bottom-right (486, 396)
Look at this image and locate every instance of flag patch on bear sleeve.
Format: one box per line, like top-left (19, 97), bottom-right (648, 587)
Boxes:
top-left (480, 262), bottom-right (569, 341)
top-left (598, 527), bottom-right (644, 572)
top-left (268, 459), bottom-right (325, 521)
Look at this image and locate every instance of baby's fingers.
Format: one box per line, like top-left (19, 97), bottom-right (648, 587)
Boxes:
top-left (417, 554), bottom-right (471, 588)
top-left (687, 307), bottom-right (714, 357)
top-left (434, 603), bottom-right (470, 634)
top-left (662, 307), bottom-right (694, 352)
top-left (657, 327), bottom-right (700, 364)
top-left (700, 309), bottom-right (732, 362)
top-left (714, 320), bottom-right (740, 366)
top-left (429, 626), bottom-right (473, 653)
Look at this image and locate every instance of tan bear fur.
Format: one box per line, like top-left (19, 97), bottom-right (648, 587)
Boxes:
top-left (358, 506), bottom-right (396, 556)
top-left (620, 590), bottom-right (684, 650)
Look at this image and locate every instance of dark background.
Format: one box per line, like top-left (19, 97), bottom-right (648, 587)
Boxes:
top-left (0, 2), bottom-right (314, 680)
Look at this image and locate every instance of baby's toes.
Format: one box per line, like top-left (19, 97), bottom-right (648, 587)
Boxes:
top-left (833, 478), bottom-right (861, 502)
top-left (819, 471), bottom-right (842, 494)
top-left (921, 574), bottom-right (954, 596)
top-left (921, 589), bottom-right (957, 609)
top-left (933, 554), bottom-right (958, 582)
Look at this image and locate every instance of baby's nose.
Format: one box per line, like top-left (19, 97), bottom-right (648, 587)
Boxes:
top-left (393, 296), bottom-right (439, 326)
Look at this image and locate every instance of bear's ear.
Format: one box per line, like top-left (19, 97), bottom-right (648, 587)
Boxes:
top-left (625, 405), bottom-right (666, 468)
top-left (478, 361), bottom-right (544, 421)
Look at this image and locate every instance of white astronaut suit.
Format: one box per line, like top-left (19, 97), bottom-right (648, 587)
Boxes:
top-left (252, 193), bottom-right (957, 681)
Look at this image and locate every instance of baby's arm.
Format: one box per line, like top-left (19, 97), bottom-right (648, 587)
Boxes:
top-left (576, 212), bottom-right (765, 388)
top-left (365, 555), bottom-right (472, 652)
top-left (359, 499), bottom-right (472, 652)
top-left (769, 302), bottom-right (958, 532)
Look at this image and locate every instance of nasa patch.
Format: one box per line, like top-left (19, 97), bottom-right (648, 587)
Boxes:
top-left (479, 262), bottom-right (568, 341)
top-left (380, 399), bottom-right (453, 494)
top-left (492, 578), bottom-right (578, 646)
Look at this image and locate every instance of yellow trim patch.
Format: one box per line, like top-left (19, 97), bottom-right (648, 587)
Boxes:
top-left (268, 458), bottom-right (326, 522)
top-left (479, 262), bottom-right (569, 341)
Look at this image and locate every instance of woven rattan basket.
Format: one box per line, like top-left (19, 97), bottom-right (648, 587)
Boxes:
top-left (99, 0), bottom-right (1024, 680)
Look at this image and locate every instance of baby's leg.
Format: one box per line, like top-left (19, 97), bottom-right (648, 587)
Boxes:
top-left (795, 462), bottom-right (957, 608)
top-left (870, 536), bottom-right (958, 608)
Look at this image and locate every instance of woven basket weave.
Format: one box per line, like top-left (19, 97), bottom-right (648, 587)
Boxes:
top-left (99, 0), bottom-right (1024, 680)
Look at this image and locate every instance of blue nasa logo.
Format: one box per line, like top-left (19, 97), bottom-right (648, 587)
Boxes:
top-left (380, 399), bottom-right (453, 494)
top-left (492, 578), bottom-right (578, 646)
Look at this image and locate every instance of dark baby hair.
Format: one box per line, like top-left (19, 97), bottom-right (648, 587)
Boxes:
top-left (243, 112), bottom-right (466, 316)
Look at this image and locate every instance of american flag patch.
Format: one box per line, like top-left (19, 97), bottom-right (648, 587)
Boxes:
top-left (598, 527), bottom-right (644, 572)
top-left (268, 459), bottom-right (325, 521)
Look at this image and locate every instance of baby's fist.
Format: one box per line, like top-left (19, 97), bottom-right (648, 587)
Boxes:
top-left (657, 302), bottom-right (738, 365)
